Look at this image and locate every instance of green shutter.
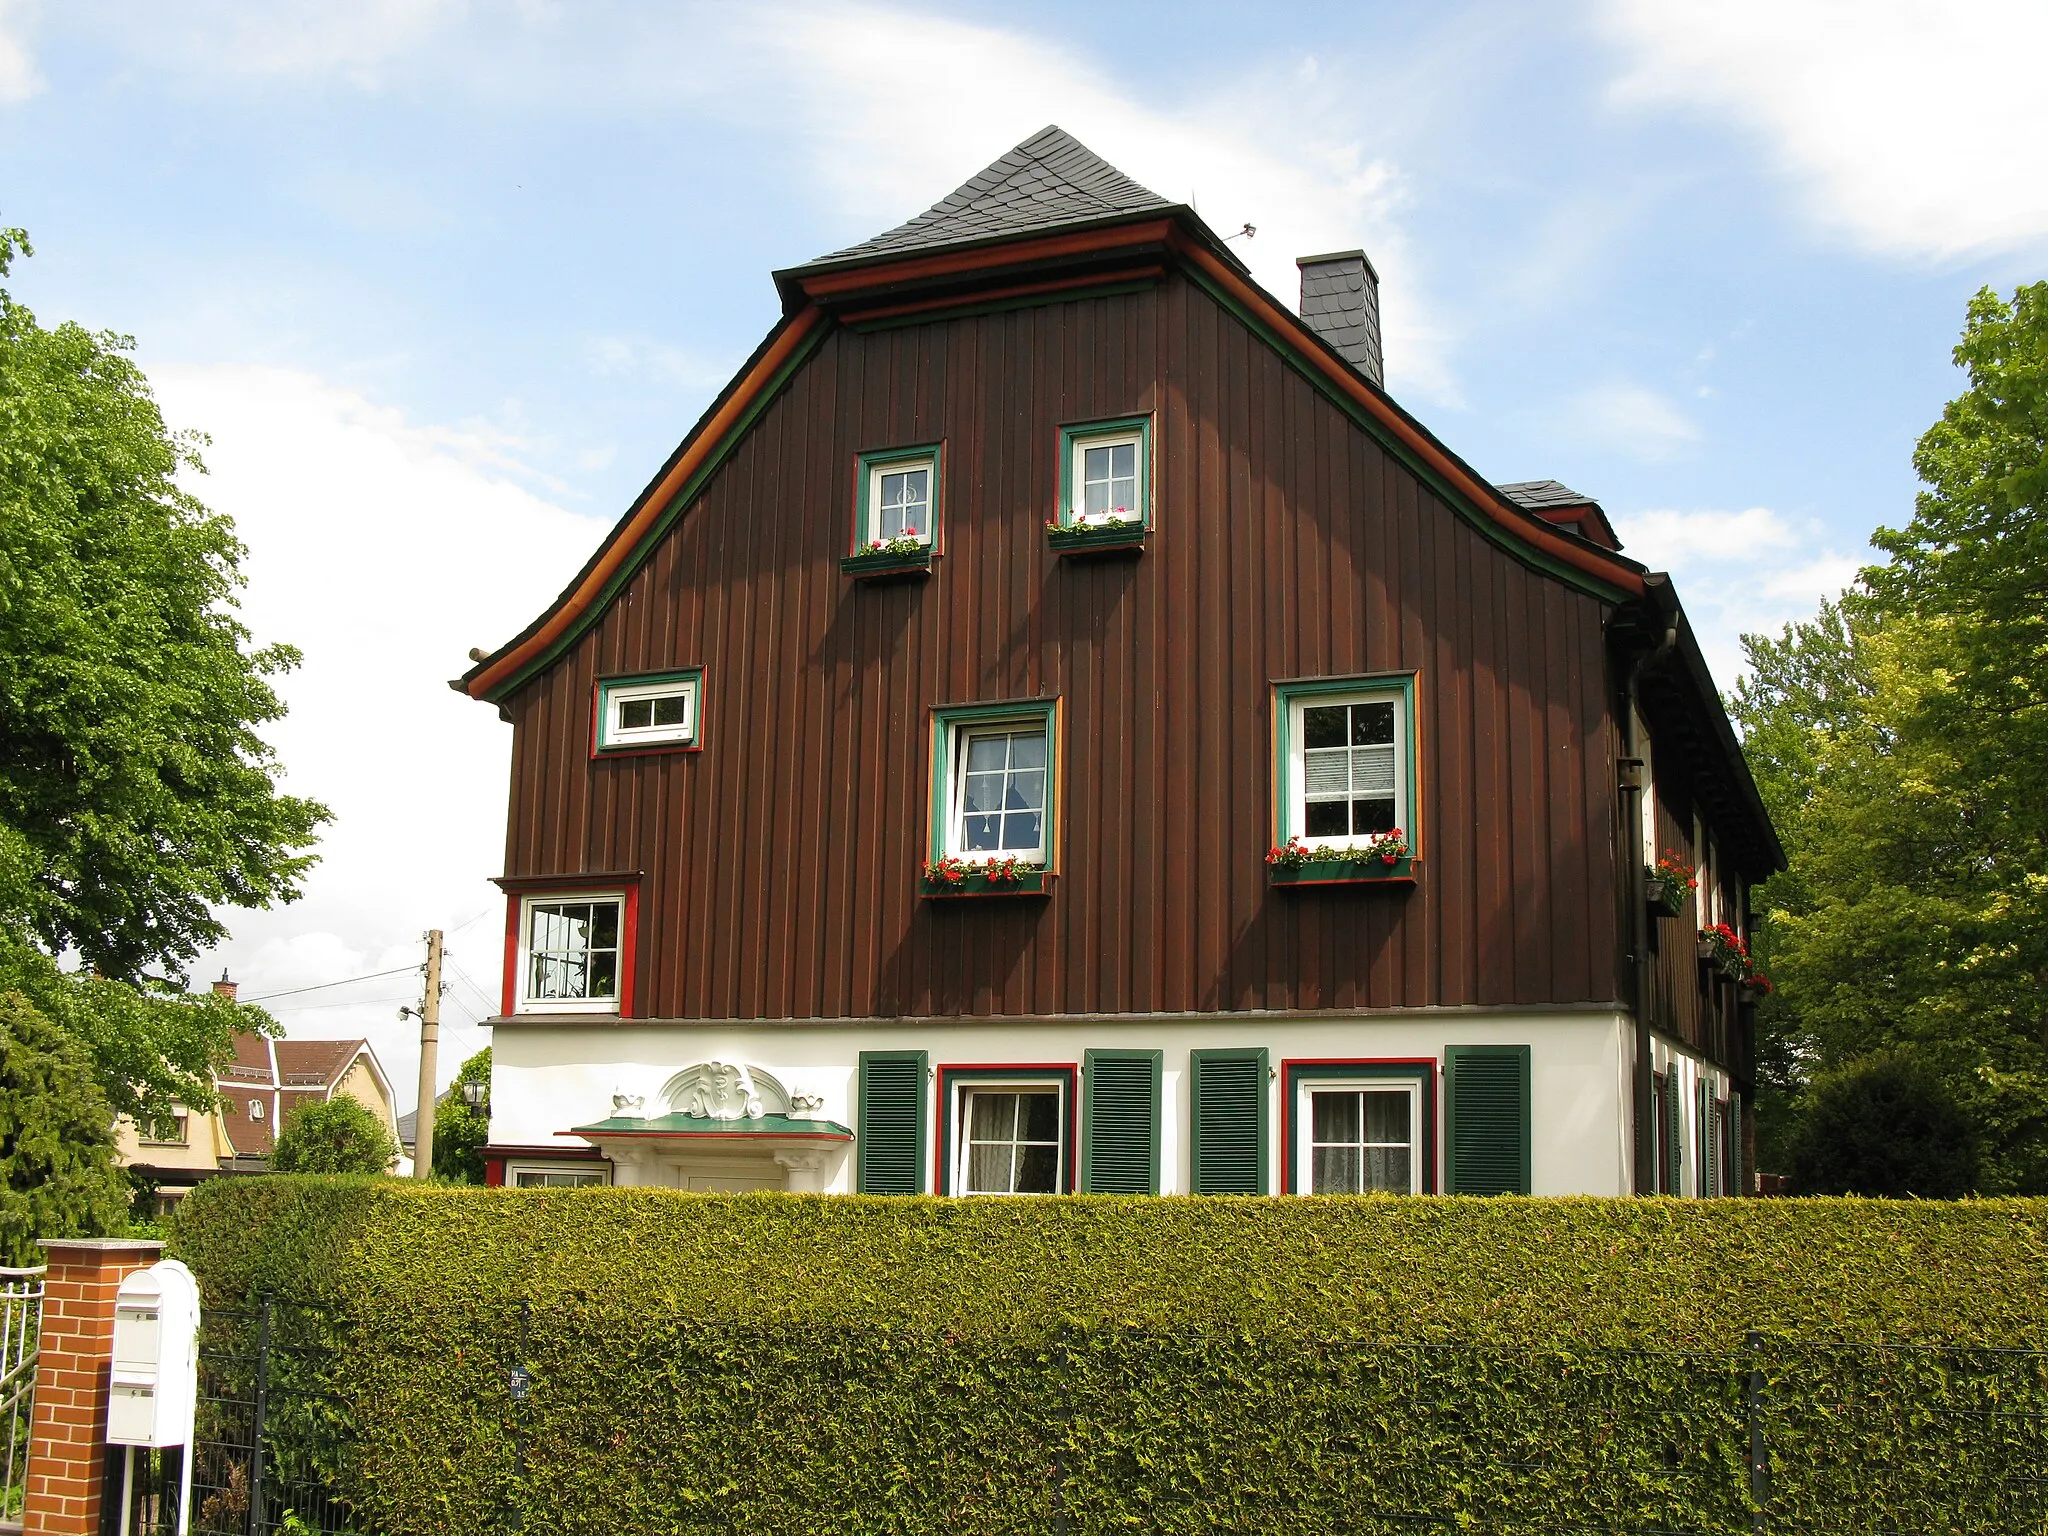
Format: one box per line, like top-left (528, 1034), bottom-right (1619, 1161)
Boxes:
top-left (1695, 1079), bottom-right (1711, 1199)
top-left (1663, 1074), bottom-right (1683, 1196)
top-left (1082, 1050), bottom-right (1162, 1194)
top-left (1445, 1046), bottom-right (1531, 1195)
top-left (857, 1051), bottom-right (928, 1194)
top-left (1730, 1090), bottom-right (1744, 1196)
top-left (1190, 1049), bottom-right (1268, 1195)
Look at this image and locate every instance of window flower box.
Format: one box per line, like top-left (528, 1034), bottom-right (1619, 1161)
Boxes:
top-left (1045, 515), bottom-right (1147, 556)
top-left (1265, 833), bottom-right (1414, 887)
top-left (1646, 851), bottom-right (1696, 919)
top-left (920, 855), bottom-right (1049, 898)
top-left (841, 536), bottom-right (933, 580)
top-left (1698, 922), bottom-right (1770, 994)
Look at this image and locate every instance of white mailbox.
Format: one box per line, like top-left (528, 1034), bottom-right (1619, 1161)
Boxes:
top-left (107, 1259), bottom-right (200, 1449)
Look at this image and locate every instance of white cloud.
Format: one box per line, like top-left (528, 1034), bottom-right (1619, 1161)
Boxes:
top-left (1602, 0), bottom-right (2048, 262)
top-left (151, 364), bottom-right (604, 1100)
top-left (759, 4), bottom-right (1455, 400)
top-left (0, 0), bottom-right (43, 102)
top-left (1612, 505), bottom-right (1861, 686)
top-left (98, 0), bottom-right (462, 87)
top-left (1566, 382), bottom-right (1701, 460)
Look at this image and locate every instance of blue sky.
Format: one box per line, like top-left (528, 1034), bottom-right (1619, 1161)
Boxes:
top-left (3, 1), bottom-right (2043, 1086)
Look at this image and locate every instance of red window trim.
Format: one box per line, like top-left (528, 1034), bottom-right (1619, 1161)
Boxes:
top-left (499, 881), bottom-right (641, 1018)
top-left (1278, 1056), bottom-right (1440, 1195)
top-left (933, 1063), bottom-right (1078, 1196)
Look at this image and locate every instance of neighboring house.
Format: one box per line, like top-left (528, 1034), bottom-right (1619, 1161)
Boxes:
top-left (456, 127), bottom-right (1782, 1200)
top-left (116, 977), bottom-right (407, 1200)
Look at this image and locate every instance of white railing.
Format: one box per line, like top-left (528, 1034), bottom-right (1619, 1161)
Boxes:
top-left (0, 1266), bottom-right (43, 1527)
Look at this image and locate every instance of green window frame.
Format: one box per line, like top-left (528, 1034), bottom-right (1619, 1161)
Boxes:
top-left (857, 1050), bottom-right (929, 1194)
top-left (928, 699), bottom-right (1060, 872)
top-left (853, 444), bottom-right (943, 553)
top-left (1081, 1049), bottom-right (1162, 1194)
top-left (1444, 1045), bottom-right (1531, 1195)
top-left (1057, 416), bottom-right (1153, 530)
top-left (936, 1064), bottom-right (1077, 1195)
top-left (593, 667), bottom-right (704, 755)
top-left (1190, 1048), bottom-right (1270, 1195)
top-left (1282, 1059), bottom-right (1435, 1195)
top-left (1271, 673), bottom-right (1419, 876)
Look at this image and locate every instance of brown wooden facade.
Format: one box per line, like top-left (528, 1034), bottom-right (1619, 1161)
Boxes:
top-left (495, 269), bottom-right (1636, 1023)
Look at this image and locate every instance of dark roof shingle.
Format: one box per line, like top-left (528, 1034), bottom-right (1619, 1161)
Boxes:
top-left (807, 125), bottom-right (1171, 268)
top-left (1497, 479), bottom-right (1598, 511)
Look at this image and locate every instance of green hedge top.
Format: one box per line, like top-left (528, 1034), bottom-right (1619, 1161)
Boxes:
top-left (170, 1180), bottom-right (2048, 1348)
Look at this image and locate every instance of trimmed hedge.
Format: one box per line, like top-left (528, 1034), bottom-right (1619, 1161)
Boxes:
top-left (170, 1182), bottom-right (2048, 1533)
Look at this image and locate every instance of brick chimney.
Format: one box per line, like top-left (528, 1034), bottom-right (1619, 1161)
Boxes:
top-left (212, 969), bottom-right (238, 1002)
top-left (1296, 250), bottom-right (1382, 387)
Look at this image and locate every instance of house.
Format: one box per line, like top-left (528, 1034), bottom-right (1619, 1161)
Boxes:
top-left (115, 976), bottom-right (407, 1201)
top-left (455, 127), bottom-right (1782, 1199)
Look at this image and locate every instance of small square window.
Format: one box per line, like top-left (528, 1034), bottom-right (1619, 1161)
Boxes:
top-left (518, 894), bottom-right (626, 1013)
top-left (927, 701), bottom-right (1059, 882)
top-left (596, 671), bottom-right (702, 753)
top-left (1058, 419), bottom-right (1151, 529)
top-left (1275, 677), bottom-right (1416, 861)
top-left (962, 1089), bottom-right (1063, 1194)
top-left (856, 446), bottom-right (941, 552)
top-left (1284, 1061), bottom-right (1434, 1194)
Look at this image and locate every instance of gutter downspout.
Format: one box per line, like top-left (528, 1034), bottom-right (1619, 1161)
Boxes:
top-left (1620, 618), bottom-right (1678, 1195)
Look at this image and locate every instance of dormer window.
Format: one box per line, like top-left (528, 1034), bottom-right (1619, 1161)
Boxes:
top-left (855, 445), bottom-right (942, 552)
top-left (595, 670), bottom-right (702, 754)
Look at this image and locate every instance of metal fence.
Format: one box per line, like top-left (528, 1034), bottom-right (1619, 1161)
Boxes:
top-left (104, 1296), bottom-right (356, 1536)
top-left (0, 1266), bottom-right (42, 1530)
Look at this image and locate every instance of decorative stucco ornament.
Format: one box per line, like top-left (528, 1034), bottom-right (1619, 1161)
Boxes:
top-left (788, 1092), bottom-right (827, 1121)
top-left (662, 1060), bottom-right (784, 1120)
top-left (610, 1092), bottom-right (648, 1120)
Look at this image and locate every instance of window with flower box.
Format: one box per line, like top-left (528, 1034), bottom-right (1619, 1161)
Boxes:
top-left (843, 445), bottom-right (941, 576)
top-left (1049, 417), bottom-right (1151, 553)
top-left (923, 700), bottom-right (1058, 895)
top-left (1268, 675), bottom-right (1417, 884)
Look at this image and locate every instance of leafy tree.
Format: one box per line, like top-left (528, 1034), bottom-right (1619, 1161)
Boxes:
top-left (0, 930), bottom-right (274, 1136)
top-left (0, 990), bottom-right (129, 1265)
top-left (1784, 1053), bottom-right (1978, 1198)
top-left (271, 1095), bottom-right (398, 1176)
top-left (431, 1048), bottom-right (491, 1184)
top-left (0, 227), bottom-right (329, 983)
top-left (1735, 284), bottom-right (2048, 1191)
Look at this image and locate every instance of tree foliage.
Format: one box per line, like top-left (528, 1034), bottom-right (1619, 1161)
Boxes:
top-left (0, 989), bottom-right (129, 1265)
top-left (1735, 284), bottom-right (2048, 1192)
top-left (0, 226), bottom-right (329, 983)
top-left (271, 1094), bottom-right (399, 1176)
top-left (1784, 1053), bottom-right (1979, 1198)
top-left (431, 1047), bottom-right (491, 1184)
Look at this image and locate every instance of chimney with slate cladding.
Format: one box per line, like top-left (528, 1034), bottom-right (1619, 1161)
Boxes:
top-left (1296, 250), bottom-right (1382, 387)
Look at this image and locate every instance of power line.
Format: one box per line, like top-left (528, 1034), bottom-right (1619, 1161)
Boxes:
top-left (242, 965), bottom-right (419, 1003)
top-left (262, 992), bottom-right (418, 1014)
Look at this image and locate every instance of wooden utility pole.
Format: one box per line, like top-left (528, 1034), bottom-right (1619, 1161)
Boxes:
top-left (412, 928), bottom-right (444, 1179)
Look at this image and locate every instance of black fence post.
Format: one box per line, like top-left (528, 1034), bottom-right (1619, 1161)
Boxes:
top-left (246, 1293), bottom-right (274, 1536)
top-left (1745, 1329), bottom-right (1766, 1536)
top-left (1051, 1326), bottom-right (1068, 1536)
top-left (507, 1299), bottom-right (533, 1534)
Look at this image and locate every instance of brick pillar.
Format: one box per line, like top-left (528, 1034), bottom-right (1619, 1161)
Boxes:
top-left (23, 1237), bottom-right (164, 1536)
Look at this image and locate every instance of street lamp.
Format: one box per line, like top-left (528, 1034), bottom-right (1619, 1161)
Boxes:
top-left (461, 1080), bottom-right (488, 1110)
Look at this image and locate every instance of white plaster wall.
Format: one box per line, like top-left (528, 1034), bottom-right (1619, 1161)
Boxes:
top-left (490, 1011), bottom-right (1634, 1197)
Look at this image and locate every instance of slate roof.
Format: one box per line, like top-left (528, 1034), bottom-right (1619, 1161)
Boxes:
top-left (807, 125), bottom-right (1174, 268)
top-left (1497, 479), bottom-right (1598, 511)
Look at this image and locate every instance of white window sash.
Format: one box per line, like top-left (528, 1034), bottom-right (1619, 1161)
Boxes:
top-left (1294, 1079), bottom-right (1422, 1194)
top-left (602, 678), bottom-right (698, 748)
top-left (867, 458), bottom-right (936, 545)
top-left (507, 1160), bottom-right (611, 1188)
top-left (947, 723), bottom-right (1049, 862)
top-left (515, 893), bottom-right (626, 1014)
top-left (1285, 691), bottom-right (1408, 854)
top-left (1067, 432), bottom-right (1145, 526)
top-left (953, 1081), bottom-right (1065, 1195)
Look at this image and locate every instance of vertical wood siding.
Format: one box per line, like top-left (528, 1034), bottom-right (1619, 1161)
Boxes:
top-left (501, 275), bottom-right (1624, 1020)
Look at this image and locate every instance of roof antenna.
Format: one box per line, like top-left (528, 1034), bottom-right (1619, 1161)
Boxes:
top-left (1223, 223), bottom-right (1256, 243)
